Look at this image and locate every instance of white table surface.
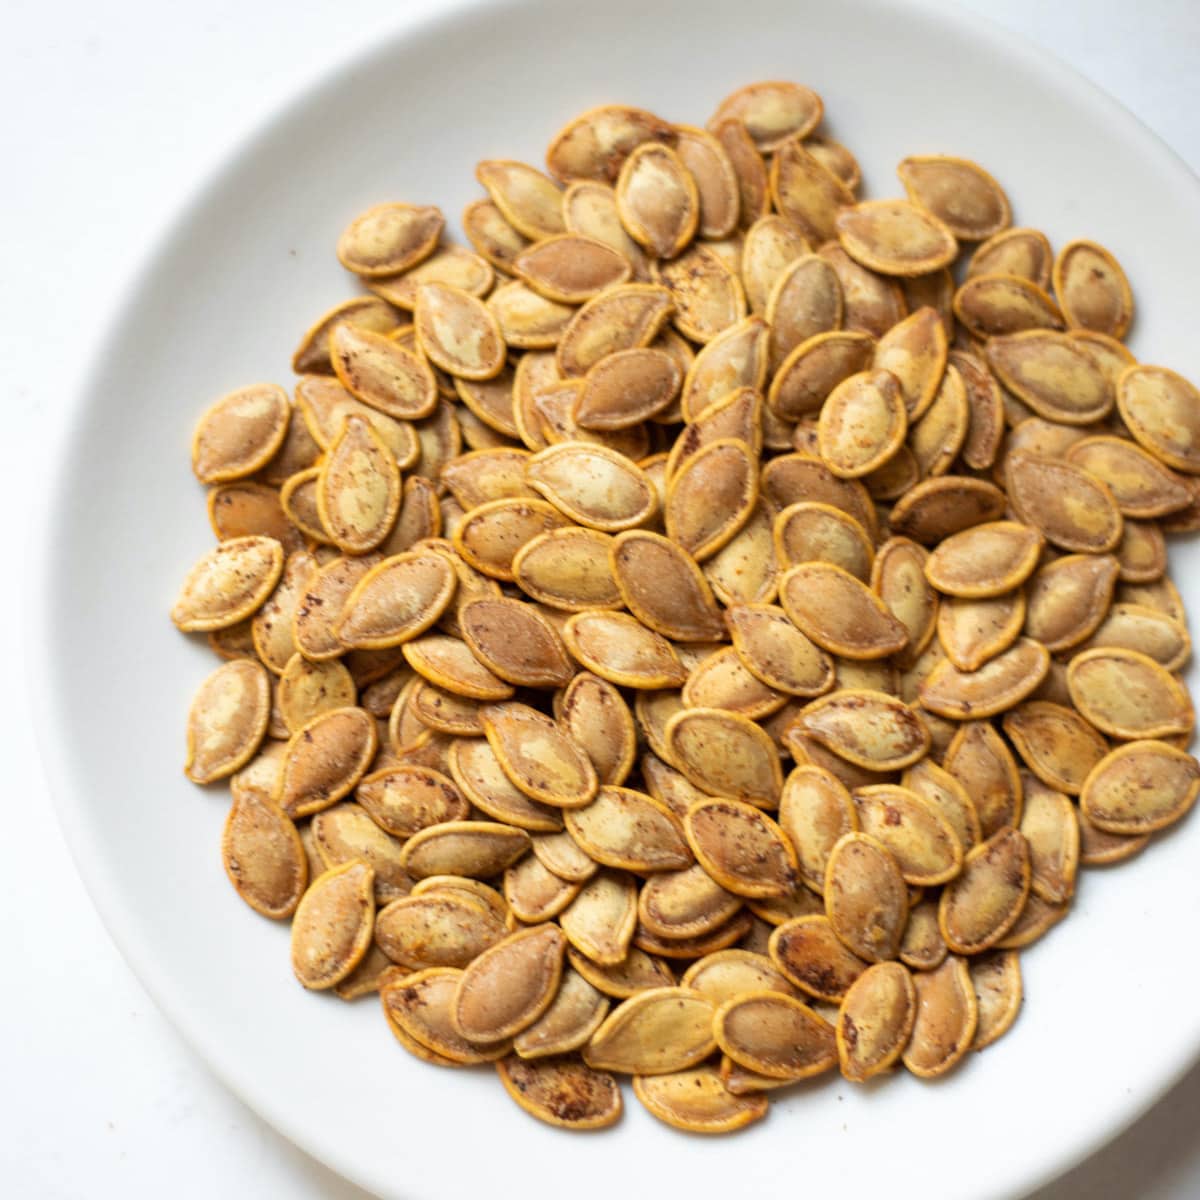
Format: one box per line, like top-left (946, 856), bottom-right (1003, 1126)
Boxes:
top-left (5, 1), bottom-right (1200, 1195)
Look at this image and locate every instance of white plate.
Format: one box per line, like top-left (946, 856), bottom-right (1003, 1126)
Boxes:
top-left (31, 1), bottom-right (1200, 1197)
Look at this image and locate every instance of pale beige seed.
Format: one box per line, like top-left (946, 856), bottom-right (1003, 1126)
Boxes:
top-left (817, 369), bottom-right (907, 478)
top-left (818, 243), bottom-right (907, 338)
top-left (503, 854), bottom-right (581, 923)
top-left (411, 282), bottom-right (503, 381)
top-left (291, 555), bottom-right (375, 660)
top-left (679, 950), bottom-right (795, 1005)
top-left (899, 897), bottom-right (948, 971)
top-left (533, 830), bottom-right (599, 884)
top-left (638, 866), bottom-right (743, 942)
top-left (565, 786), bottom-right (692, 873)
top-left (1118, 576), bottom-right (1187, 622)
top-left (453, 375), bottom-right (521, 446)
top-left (441, 449), bottom-right (532, 511)
top-left (987, 332), bottom-right (1114, 426)
top-left (334, 551), bottom-right (457, 651)
top-left (668, 387), bottom-right (763, 478)
top-left (497, 1056), bottom-right (621, 1130)
top-left (890, 475), bottom-right (1008, 544)
top-left (336, 203), bottom-right (442, 277)
top-left (870, 537), bottom-right (937, 664)
top-left (1078, 810), bottom-right (1150, 865)
top-left (250, 551), bottom-right (317, 672)
top-left (683, 798), bottom-right (797, 899)
top-left (669, 125), bottom-right (740, 242)
top-left (584, 986), bottom-right (716, 1074)
top-left (925, 520), bottom-right (1043, 599)
top-left (835, 199), bottom-right (957, 277)
top-left (1002, 701), bottom-right (1109, 794)
top-left (276, 655), bottom-right (356, 734)
top-left (945, 721), bottom-right (1024, 837)
top-left (512, 527), bottom-right (622, 612)
top-left (633, 1067), bottom-right (767, 1134)
top-left (290, 861), bottom-right (375, 990)
top-left (854, 785), bottom-right (964, 886)
top-left (1053, 239), bottom-right (1134, 339)
top-left (191, 383), bottom-right (290, 484)
top-left (357, 763), bottom-right (469, 838)
top-left (902, 759), bottom-right (981, 849)
top-left (328, 324), bottom-right (438, 421)
top-left (564, 611), bottom-right (686, 689)
top-left (714, 990), bottom-right (836, 1080)
top-left (837, 960), bottom-right (918, 1082)
top-left (511, 234), bottom-right (630, 305)
top-left (824, 833), bottom-right (907, 962)
top-left (939, 829), bottom-right (1031, 954)
top-left (556, 284), bottom-right (674, 378)
top-left (937, 591), bottom-right (1026, 672)
top-left (615, 142), bottom-right (698, 259)
top-left (768, 915), bottom-right (867, 1002)
top-left (533, 383), bottom-right (650, 456)
top-left (765, 254), bottom-right (844, 370)
top-left (680, 316), bottom-right (769, 422)
top-left (954, 273), bottom-right (1064, 339)
top-left (1067, 438), bottom-right (1190, 519)
top-left (793, 689), bottom-right (930, 772)
top-left (559, 870), bottom-right (638, 965)
top-left (761, 454), bottom-right (877, 538)
top-left (453, 497), bottom-right (570, 581)
top-left (655, 242), bottom-right (746, 344)
top-left (1018, 775), bottom-right (1080, 903)
top-left (448, 738), bottom-right (562, 833)
top-left (369, 246), bottom-right (494, 311)
top-left (513, 968), bottom-right (610, 1059)
top-left (726, 604), bottom-right (834, 697)
top-left (969, 227), bottom-right (1052, 287)
top-left (311, 801), bottom-right (413, 901)
top-left (184, 659), bottom-right (270, 785)
top-left (479, 701), bottom-right (598, 809)
top-left (709, 82), bottom-right (822, 151)
top-left (462, 198), bottom-right (529, 273)
top-left (910, 361), bottom-right (969, 478)
top-left (682, 647), bottom-right (787, 719)
top-left (525, 442), bottom-right (657, 532)
top-left (399, 821), bottom-right (531, 880)
top-left (778, 765), bottom-right (858, 894)
top-left (1080, 603), bottom-right (1191, 673)
top-left (1024, 553), bottom-right (1121, 652)
top-left (781, 562), bottom-right (909, 660)
top-left (315, 416), bottom-right (401, 555)
top-left (872, 307), bottom-right (948, 421)
top-left (897, 155), bottom-right (1010, 241)
top-left (770, 138), bottom-right (853, 244)
top-left (207, 481), bottom-right (300, 551)
top-left (970, 950), bottom-right (1023, 1051)
top-left (476, 159), bottom-right (565, 240)
top-left (557, 672), bottom-right (636, 787)
top-left (221, 786), bottom-right (307, 918)
top-left (610, 529), bottom-right (724, 642)
top-left (902, 956), bottom-right (978, 1078)
top-left (402, 634), bottom-right (514, 701)
top-left (642, 752), bottom-right (715, 821)
top-left (295, 375), bottom-right (420, 466)
top-left (566, 947), bottom-right (672, 1002)
top-left (276, 706), bottom-right (376, 819)
top-left (704, 502), bottom-right (779, 607)
top-left (1067, 647), bottom-right (1193, 739)
top-left (292, 296), bottom-right (404, 374)
top-left (663, 438), bottom-right (758, 560)
top-left (171, 536), bottom-right (284, 632)
top-left (664, 708), bottom-right (783, 808)
top-left (1117, 364), bottom-right (1200, 474)
top-left (546, 104), bottom-right (674, 183)
top-left (742, 215), bottom-right (812, 316)
top-left (452, 923), bottom-right (566, 1042)
top-left (381, 967), bottom-right (510, 1064)
top-left (951, 349), bottom-right (1006, 470)
top-left (487, 280), bottom-right (574, 350)
top-left (563, 180), bottom-right (652, 278)
top-left (575, 348), bottom-right (681, 430)
top-left (920, 637), bottom-right (1049, 720)
top-left (1080, 740), bottom-right (1200, 834)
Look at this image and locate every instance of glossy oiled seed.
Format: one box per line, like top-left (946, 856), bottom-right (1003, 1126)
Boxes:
top-left (1066, 438), bottom-right (1191, 519)
top-left (575, 348), bottom-right (681, 431)
top-left (837, 960), bottom-right (918, 1082)
top-left (1080, 740), bottom-right (1200, 834)
top-left (184, 659), bottom-right (270, 785)
top-left (920, 637), bottom-right (1049, 720)
top-left (768, 915), bottom-right (867, 1001)
top-left (1067, 647), bottom-right (1193, 739)
top-left (370, 246), bottom-right (494, 312)
top-left (481, 702), bottom-right (598, 808)
top-left (1002, 702), bottom-right (1108, 795)
top-left (969, 227), bottom-right (1052, 287)
top-left (781, 562), bottom-right (909, 660)
top-left (563, 610), bottom-right (686, 689)
top-left (793, 689), bottom-right (930, 771)
top-left (381, 968), bottom-right (510, 1064)
top-left (290, 861), bottom-right (375, 990)
top-left (656, 243), bottom-right (746, 344)
top-left (897, 155), bottom-right (1010, 241)
top-left (638, 864), bottom-right (742, 942)
top-left (513, 968), bottom-right (610, 1059)
top-left (475, 159), bottom-right (565, 240)
top-left (742, 215), bottom-right (812, 317)
top-left (854, 785), bottom-right (964, 886)
top-left (276, 707), bottom-right (377, 819)
top-left (890, 476), bottom-right (1008, 544)
top-left (458, 596), bottom-right (574, 688)
top-left (679, 950), bottom-right (794, 1005)
top-left (683, 798), bottom-right (797, 899)
top-left (374, 892), bottom-right (505, 971)
top-left (989, 332), bottom-right (1115, 427)
top-left (497, 1056), bottom-right (622, 1130)
top-left (902, 956), bottom-right (978, 1078)
top-left (633, 1067), bottom-right (767, 1134)
top-left (769, 139), bottom-right (853, 244)
top-left (664, 708), bottom-right (783, 807)
top-left (1053, 239), bottom-right (1133, 339)
top-left (401, 634), bottom-right (513, 701)
top-left (556, 284), bottom-right (674, 379)
top-left (221, 786), bottom-right (307, 919)
top-left (512, 527), bottom-right (621, 612)
top-left (664, 437), bottom-right (757, 560)
top-left (869, 538), bottom-right (936, 664)
top-left (939, 829), bottom-right (1031, 954)
top-left (1081, 603), bottom-right (1191, 673)
top-left (293, 296), bottom-right (403, 375)
top-left (414, 282), bottom-right (505, 382)
top-left (336, 203), bottom-right (442, 277)
top-left (1117, 364), bottom-right (1200, 475)
top-left (714, 990), bottom-right (836, 1080)
top-left (765, 254), bottom-right (843, 370)
top-left (824, 833), bottom-right (907, 962)
top-left (899, 897), bottom-right (948, 971)
top-left (584, 986), bottom-right (715, 1075)
top-left (778, 765), bottom-right (858, 894)
top-left (335, 551), bottom-right (457, 650)
top-left (453, 497), bottom-right (570, 581)
top-left (954, 273), bottom-right (1064, 339)
top-left (761, 453), bottom-right (877, 535)
top-left (970, 950), bottom-right (1023, 1051)
top-left (276, 655), bottom-right (356, 734)
top-left (903, 758), bottom-right (981, 849)
top-left (512, 234), bottom-right (630, 304)
top-left (726, 604), bottom-right (834, 697)
top-left (614, 143), bottom-right (698, 259)
top-left (835, 199), bottom-right (957, 277)
top-left (1007, 451), bottom-right (1125, 553)
top-left (1019, 775), bottom-right (1080, 903)
top-left (944, 721), bottom-right (1024, 838)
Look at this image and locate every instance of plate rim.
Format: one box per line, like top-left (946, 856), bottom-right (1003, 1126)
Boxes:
top-left (27, 1), bottom-right (1200, 1196)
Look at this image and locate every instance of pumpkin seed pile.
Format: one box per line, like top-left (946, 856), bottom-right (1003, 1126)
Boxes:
top-left (175, 79), bottom-right (1200, 1135)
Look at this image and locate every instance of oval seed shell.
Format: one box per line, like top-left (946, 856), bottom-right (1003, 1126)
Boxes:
top-left (781, 562), bottom-right (909, 660)
top-left (837, 960), bottom-right (918, 1081)
top-left (902, 956), bottom-right (978, 1078)
top-left (683, 798), bottom-right (797, 899)
top-left (824, 833), bottom-right (907, 962)
top-left (584, 986), bottom-right (716, 1075)
top-left (664, 708), bottom-right (783, 807)
top-left (1080, 740), bottom-right (1200, 834)
top-left (938, 829), bottom-right (1032, 954)
top-left (1067, 647), bottom-right (1193, 739)
top-left (290, 861), bottom-right (375, 989)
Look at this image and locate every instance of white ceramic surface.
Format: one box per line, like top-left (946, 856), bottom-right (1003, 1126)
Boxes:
top-left (31, 1), bottom-right (1200, 1197)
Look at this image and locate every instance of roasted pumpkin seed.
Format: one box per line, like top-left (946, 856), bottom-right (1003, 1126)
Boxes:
top-left (1080, 740), bottom-right (1200, 834)
top-left (902, 956), bottom-right (977, 1078)
top-left (837, 960), bottom-right (918, 1081)
top-left (290, 861), bottom-right (375, 989)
